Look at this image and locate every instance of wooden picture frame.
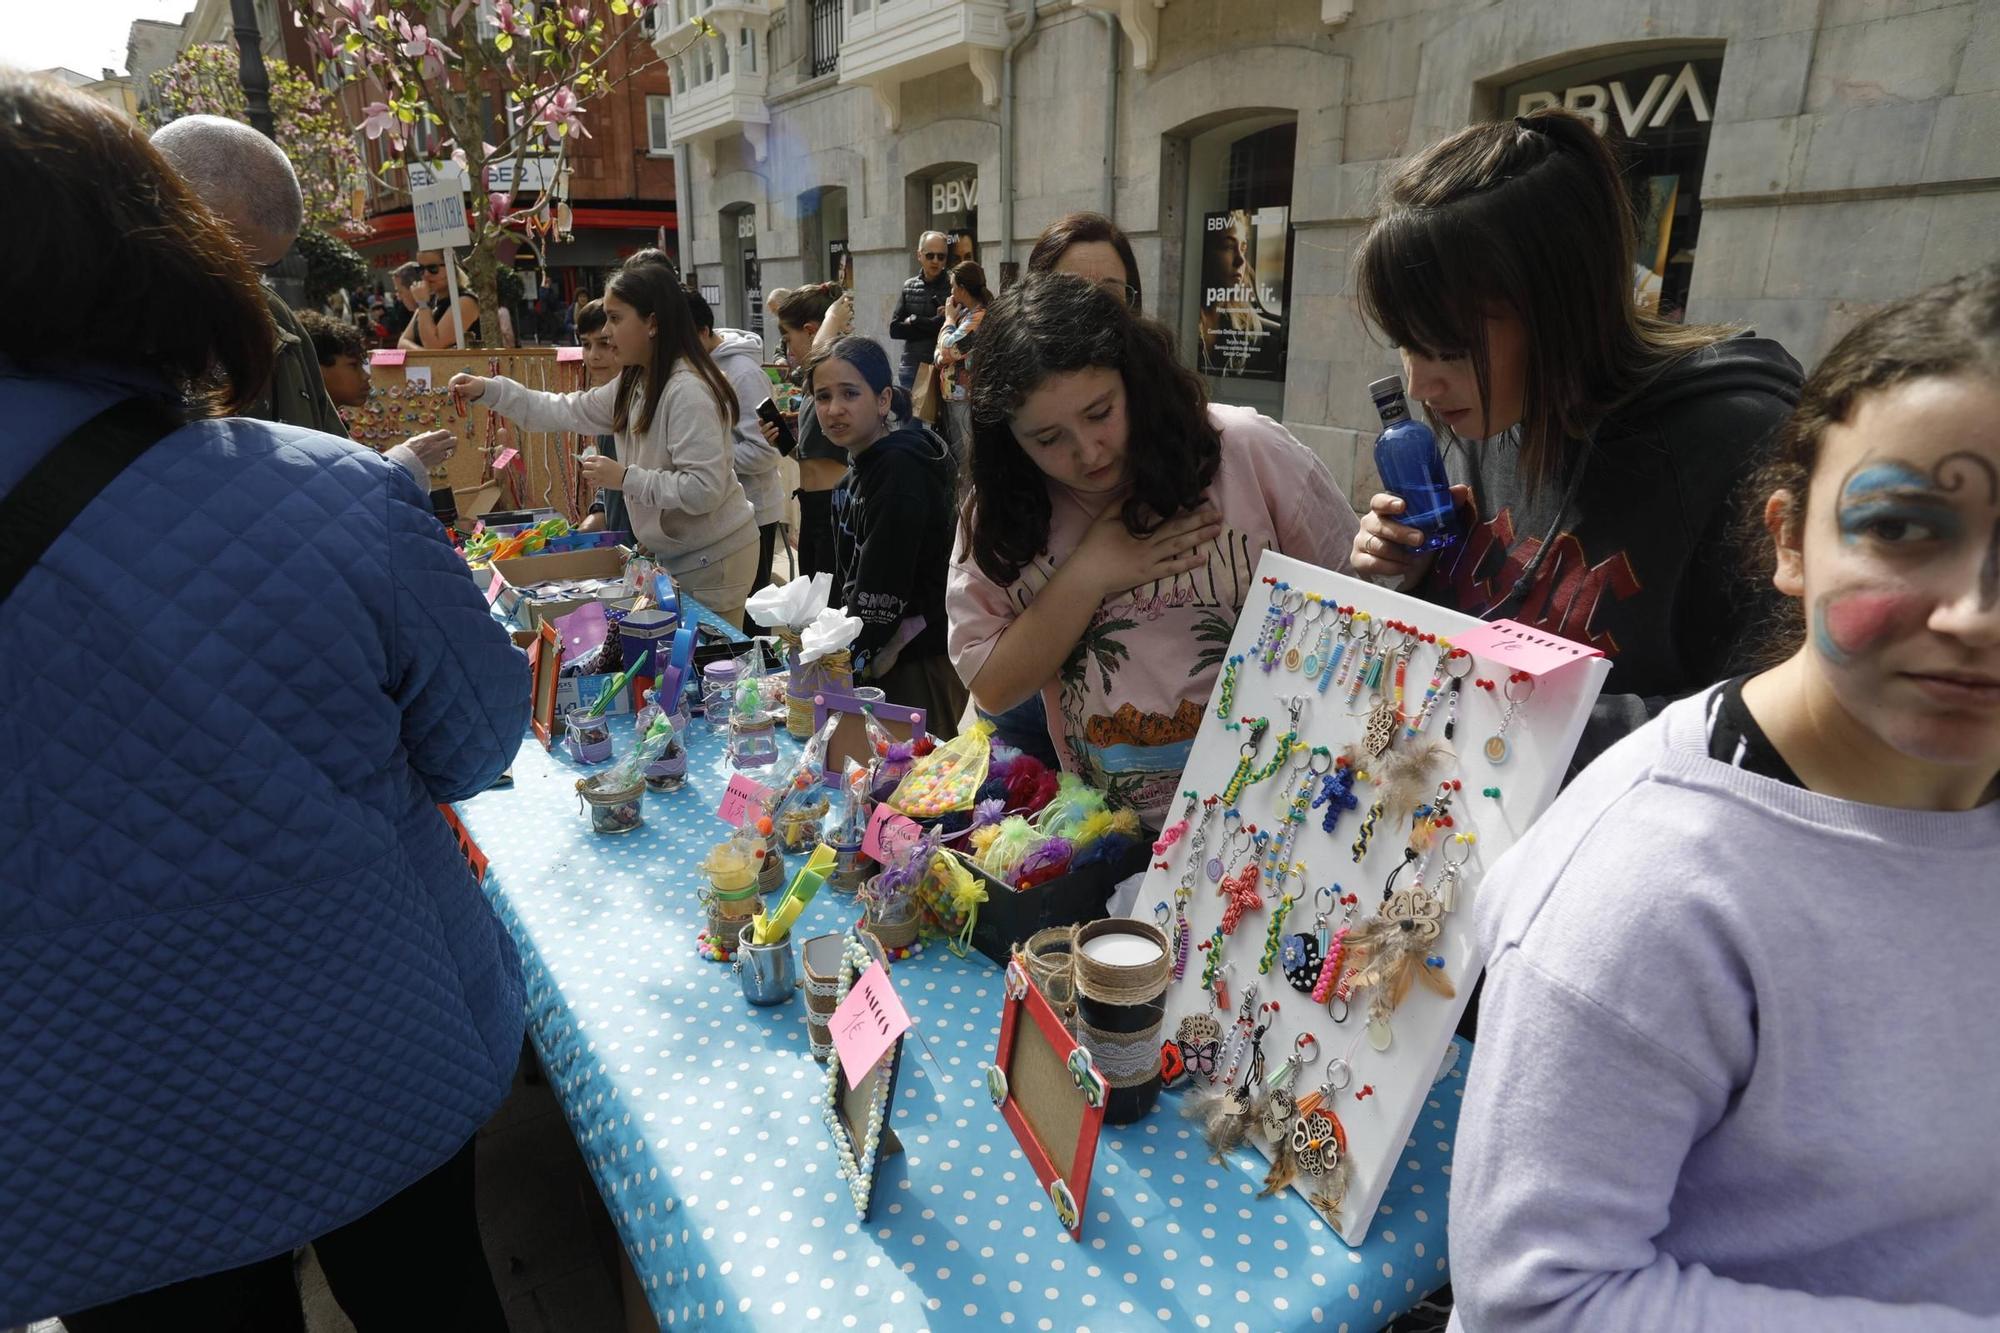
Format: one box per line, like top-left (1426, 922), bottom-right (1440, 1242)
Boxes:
top-left (813, 690), bottom-right (927, 785)
top-left (987, 957), bottom-right (1106, 1238)
top-left (529, 621), bottom-right (563, 748)
top-left (822, 932), bottom-right (904, 1221)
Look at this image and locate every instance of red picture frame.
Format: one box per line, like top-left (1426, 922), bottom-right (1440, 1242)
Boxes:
top-left (529, 621), bottom-right (563, 748)
top-left (987, 958), bottom-right (1106, 1238)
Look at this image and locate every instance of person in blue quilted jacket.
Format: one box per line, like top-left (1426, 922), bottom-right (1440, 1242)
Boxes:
top-left (0, 74), bottom-right (527, 1331)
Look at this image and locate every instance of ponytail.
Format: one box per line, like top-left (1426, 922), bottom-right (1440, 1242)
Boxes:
top-left (776, 281), bottom-right (843, 330)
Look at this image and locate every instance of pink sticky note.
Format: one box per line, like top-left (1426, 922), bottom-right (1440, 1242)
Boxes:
top-left (832, 962), bottom-right (911, 1088)
top-left (862, 804), bottom-right (923, 863)
top-left (551, 602), bottom-right (608, 659)
top-left (555, 346), bottom-right (584, 363)
top-left (484, 564), bottom-right (506, 606)
top-left (491, 447), bottom-right (520, 471)
top-left (1449, 618), bottom-right (1603, 677)
top-left (370, 349), bottom-right (407, 366)
top-left (717, 773), bottom-right (775, 827)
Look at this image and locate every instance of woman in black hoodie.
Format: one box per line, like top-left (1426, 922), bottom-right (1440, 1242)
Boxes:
top-left (807, 336), bottom-right (969, 737)
top-left (1351, 108), bottom-right (1806, 766)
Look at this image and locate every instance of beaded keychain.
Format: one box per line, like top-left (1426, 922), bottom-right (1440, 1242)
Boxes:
top-left (1248, 579), bottom-right (1293, 671)
top-left (1310, 606), bottom-right (1356, 694)
top-left (1484, 671), bottom-right (1536, 763)
top-left (1284, 595), bottom-right (1326, 673)
top-left (1312, 893), bottom-right (1360, 1017)
top-left (1204, 808), bottom-right (1247, 883)
top-left (1362, 624), bottom-right (1415, 758)
top-left (1339, 615), bottom-right (1381, 698)
top-left (1405, 646), bottom-right (1473, 741)
top-left (1217, 984), bottom-right (1263, 1088)
top-left (1261, 746), bottom-right (1329, 882)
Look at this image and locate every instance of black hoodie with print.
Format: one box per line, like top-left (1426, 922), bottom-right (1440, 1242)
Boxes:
top-left (831, 420), bottom-right (956, 670)
top-left (1412, 332), bottom-right (1805, 765)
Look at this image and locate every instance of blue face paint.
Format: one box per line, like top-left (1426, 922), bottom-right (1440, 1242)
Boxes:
top-left (1835, 499), bottom-right (1965, 546)
top-left (1810, 596), bottom-right (1850, 666)
top-left (1839, 462), bottom-right (1930, 501)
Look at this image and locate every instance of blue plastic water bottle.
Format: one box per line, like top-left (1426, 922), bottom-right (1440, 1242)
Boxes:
top-left (1368, 374), bottom-right (1462, 553)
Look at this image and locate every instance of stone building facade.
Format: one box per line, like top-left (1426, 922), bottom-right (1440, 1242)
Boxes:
top-left (661, 0), bottom-right (1998, 498)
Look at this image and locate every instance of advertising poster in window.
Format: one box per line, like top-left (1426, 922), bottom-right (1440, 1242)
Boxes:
top-left (830, 239), bottom-right (854, 291)
top-left (743, 248), bottom-right (762, 337)
top-left (1199, 208), bottom-right (1289, 381)
top-left (1633, 174), bottom-right (1680, 319)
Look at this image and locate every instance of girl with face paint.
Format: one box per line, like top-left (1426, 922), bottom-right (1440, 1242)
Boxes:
top-left (1446, 269), bottom-right (2000, 1331)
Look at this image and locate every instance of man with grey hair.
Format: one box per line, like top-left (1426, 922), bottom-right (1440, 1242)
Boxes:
top-left (887, 229), bottom-right (953, 392)
top-left (150, 115), bottom-right (453, 489)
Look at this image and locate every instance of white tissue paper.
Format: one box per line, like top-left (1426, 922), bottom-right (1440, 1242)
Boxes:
top-left (798, 607), bottom-right (862, 665)
top-left (746, 572), bottom-right (832, 632)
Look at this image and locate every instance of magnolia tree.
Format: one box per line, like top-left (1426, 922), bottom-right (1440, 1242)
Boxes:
top-left (146, 43), bottom-right (367, 236)
top-left (297, 0), bottom-right (713, 347)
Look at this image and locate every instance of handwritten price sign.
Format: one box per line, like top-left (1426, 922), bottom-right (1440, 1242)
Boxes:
top-left (1449, 618), bottom-right (1602, 678)
top-left (831, 962), bottom-right (912, 1088)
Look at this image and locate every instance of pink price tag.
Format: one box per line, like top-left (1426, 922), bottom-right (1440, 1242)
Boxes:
top-left (1449, 618), bottom-right (1603, 677)
top-left (831, 962), bottom-right (912, 1089)
top-left (491, 447), bottom-right (520, 472)
top-left (862, 804), bottom-right (923, 863)
top-left (716, 773), bottom-right (775, 828)
top-left (370, 349), bottom-right (407, 366)
top-left (484, 564), bottom-right (505, 606)
top-left (555, 346), bottom-right (584, 362)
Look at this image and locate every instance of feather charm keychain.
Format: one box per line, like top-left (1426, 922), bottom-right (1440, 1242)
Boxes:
top-left (1338, 881), bottom-right (1456, 1052)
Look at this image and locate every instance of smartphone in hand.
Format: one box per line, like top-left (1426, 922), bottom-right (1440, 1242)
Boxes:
top-left (755, 398), bottom-right (797, 456)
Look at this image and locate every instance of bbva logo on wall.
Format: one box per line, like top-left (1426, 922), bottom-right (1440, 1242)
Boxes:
top-left (1515, 61), bottom-right (1713, 138)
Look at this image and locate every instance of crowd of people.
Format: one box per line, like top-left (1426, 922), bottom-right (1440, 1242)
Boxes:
top-left (4, 64), bottom-right (1997, 1331)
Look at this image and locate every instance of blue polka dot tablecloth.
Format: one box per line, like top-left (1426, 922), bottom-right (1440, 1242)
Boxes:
top-left (455, 696), bottom-right (1465, 1332)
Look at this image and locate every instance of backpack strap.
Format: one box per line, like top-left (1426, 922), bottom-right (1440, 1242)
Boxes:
top-left (0, 397), bottom-right (181, 608)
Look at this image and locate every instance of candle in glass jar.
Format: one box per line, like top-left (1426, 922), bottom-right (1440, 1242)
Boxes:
top-left (1077, 932), bottom-right (1165, 969)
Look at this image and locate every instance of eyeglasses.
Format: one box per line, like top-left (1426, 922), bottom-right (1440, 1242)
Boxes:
top-left (920, 252), bottom-right (948, 262)
top-left (1097, 279), bottom-right (1139, 307)
top-left (422, 263), bottom-right (445, 274)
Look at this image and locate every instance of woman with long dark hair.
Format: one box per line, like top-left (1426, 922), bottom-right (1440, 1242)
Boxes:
top-left (1351, 108), bottom-right (1804, 760)
top-left (765, 282), bottom-right (850, 578)
top-left (808, 336), bottom-right (966, 733)
top-left (1449, 267), bottom-right (2000, 1328)
top-left (948, 273), bottom-right (1356, 825)
top-left (452, 260), bottom-right (759, 624)
top-left (2, 72), bottom-right (524, 1329)
top-left (1028, 211), bottom-right (1143, 311)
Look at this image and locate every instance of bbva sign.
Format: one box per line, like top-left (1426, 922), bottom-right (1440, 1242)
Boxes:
top-left (1515, 61), bottom-right (1713, 138)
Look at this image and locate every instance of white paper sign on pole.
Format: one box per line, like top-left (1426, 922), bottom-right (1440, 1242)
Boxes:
top-left (412, 179), bottom-right (473, 250)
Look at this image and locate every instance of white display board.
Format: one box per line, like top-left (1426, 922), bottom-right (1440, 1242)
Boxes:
top-left (1127, 552), bottom-right (1610, 1245)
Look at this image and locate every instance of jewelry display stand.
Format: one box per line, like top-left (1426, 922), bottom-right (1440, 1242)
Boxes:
top-left (1127, 551), bottom-right (1610, 1245)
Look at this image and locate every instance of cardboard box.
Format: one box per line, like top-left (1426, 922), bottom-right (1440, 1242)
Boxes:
top-left (553, 672), bottom-right (636, 717)
top-left (957, 842), bottom-right (1152, 967)
top-left (489, 547), bottom-right (637, 630)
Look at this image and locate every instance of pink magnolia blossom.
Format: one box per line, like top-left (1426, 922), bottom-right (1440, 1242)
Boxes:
top-left (488, 191), bottom-right (512, 223)
top-left (358, 101), bottom-right (403, 149)
top-left (331, 0), bottom-right (373, 27)
top-left (531, 85), bottom-right (590, 138)
top-left (398, 23), bottom-right (457, 79)
top-left (494, 0), bottom-right (526, 35)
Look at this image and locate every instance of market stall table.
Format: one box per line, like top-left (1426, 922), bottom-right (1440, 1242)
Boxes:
top-left (454, 693), bottom-right (1463, 1332)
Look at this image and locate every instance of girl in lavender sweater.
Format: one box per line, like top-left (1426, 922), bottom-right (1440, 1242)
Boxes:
top-left (1449, 269), bottom-right (2000, 1330)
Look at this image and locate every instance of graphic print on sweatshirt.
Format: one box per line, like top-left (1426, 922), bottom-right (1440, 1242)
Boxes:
top-left (1427, 506), bottom-right (1643, 656)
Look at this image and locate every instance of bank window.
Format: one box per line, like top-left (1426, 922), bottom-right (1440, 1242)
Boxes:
top-left (647, 95), bottom-right (671, 153)
top-left (1182, 117), bottom-right (1296, 415)
top-left (1502, 52), bottom-right (1722, 322)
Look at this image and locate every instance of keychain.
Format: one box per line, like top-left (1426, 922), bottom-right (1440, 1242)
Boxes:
top-left (1284, 595), bottom-right (1325, 673)
top-left (1485, 671), bottom-right (1535, 764)
top-left (1281, 886), bottom-right (1337, 994)
top-left (1435, 831), bottom-right (1476, 913)
top-left (1256, 1032), bottom-right (1322, 1141)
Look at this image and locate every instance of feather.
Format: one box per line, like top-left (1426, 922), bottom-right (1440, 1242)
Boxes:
top-left (1372, 741), bottom-right (1455, 826)
top-left (1258, 1133), bottom-right (1299, 1197)
top-left (1185, 1084), bottom-right (1253, 1161)
top-left (1309, 1156), bottom-right (1353, 1228)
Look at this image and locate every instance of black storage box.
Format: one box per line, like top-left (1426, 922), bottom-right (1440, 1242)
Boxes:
top-left (960, 841), bottom-right (1152, 967)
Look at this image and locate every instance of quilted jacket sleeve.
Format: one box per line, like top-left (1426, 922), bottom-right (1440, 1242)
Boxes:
top-left (383, 483), bottom-right (529, 800)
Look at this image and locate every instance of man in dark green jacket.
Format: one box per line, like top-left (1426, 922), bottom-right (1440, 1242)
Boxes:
top-left (150, 116), bottom-right (453, 484)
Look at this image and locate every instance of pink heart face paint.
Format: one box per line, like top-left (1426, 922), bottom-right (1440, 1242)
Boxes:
top-left (1812, 590), bottom-right (1923, 665)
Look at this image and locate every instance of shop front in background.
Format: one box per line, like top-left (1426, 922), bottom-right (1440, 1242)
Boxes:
top-left (723, 203), bottom-right (762, 339)
top-left (912, 164), bottom-right (978, 270)
top-left (1178, 117), bottom-right (1296, 419)
top-left (1501, 49), bottom-right (1723, 323)
top-left (800, 185), bottom-right (853, 289)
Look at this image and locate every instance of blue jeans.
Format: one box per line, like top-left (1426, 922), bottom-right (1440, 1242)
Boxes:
top-left (979, 692), bottom-right (1058, 768)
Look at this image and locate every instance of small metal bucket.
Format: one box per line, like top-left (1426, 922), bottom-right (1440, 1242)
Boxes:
top-left (734, 925), bottom-right (797, 1006)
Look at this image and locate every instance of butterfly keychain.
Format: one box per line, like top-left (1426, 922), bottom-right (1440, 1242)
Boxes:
top-left (1174, 955), bottom-right (1232, 1085)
